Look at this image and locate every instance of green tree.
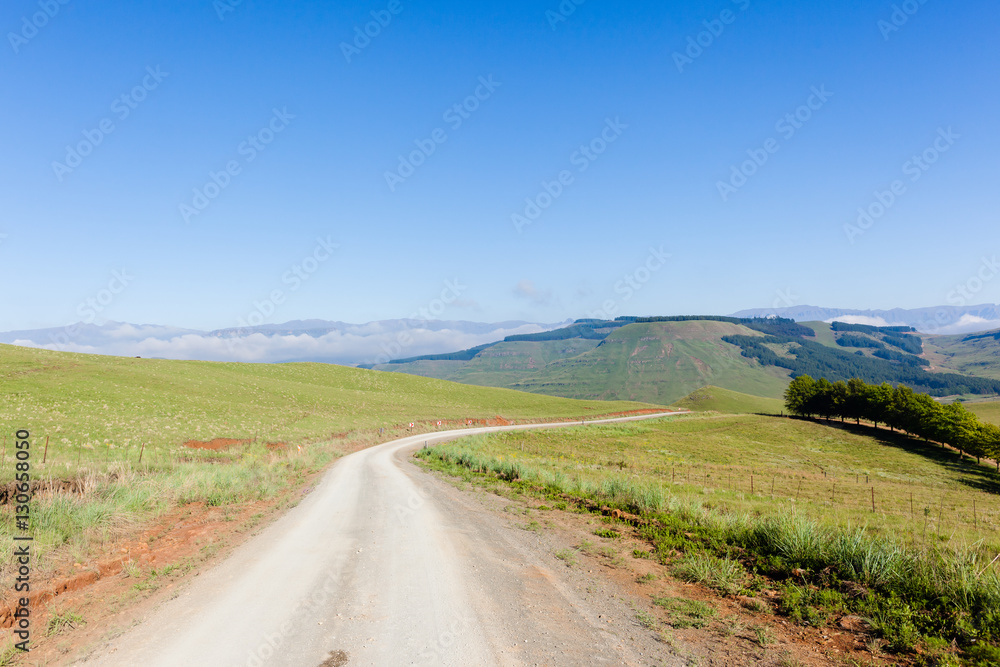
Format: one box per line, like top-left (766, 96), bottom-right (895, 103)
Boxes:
top-left (866, 383), bottom-right (895, 429)
top-left (844, 377), bottom-right (868, 424)
top-left (784, 375), bottom-right (816, 417)
top-left (831, 381), bottom-right (849, 422)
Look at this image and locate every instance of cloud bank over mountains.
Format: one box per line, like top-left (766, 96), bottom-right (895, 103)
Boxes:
top-left (4, 304), bottom-right (999, 366)
top-left (731, 304), bottom-right (1000, 336)
top-left (0, 319), bottom-right (563, 365)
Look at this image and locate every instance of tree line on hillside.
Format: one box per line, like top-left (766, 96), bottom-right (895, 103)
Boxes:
top-left (785, 375), bottom-right (1000, 464)
top-left (836, 334), bottom-right (884, 349)
top-left (829, 322), bottom-right (924, 356)
top-left (872, 348), bottom-right (929, 367)
top-left (835, 332), bottom-right (924, 356)
top-left (723, 334), bottom-right (1000, 396)
top-left (830, 322), bottom-right (916, 334)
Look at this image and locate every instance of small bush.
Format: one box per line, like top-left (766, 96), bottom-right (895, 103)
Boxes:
top-left (777, 583), bottom-right (844, 627)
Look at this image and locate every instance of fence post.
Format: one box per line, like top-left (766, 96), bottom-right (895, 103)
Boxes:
top-left (43, 436), bottom-right (49, 464)
top-left (871, 487), bottom-right (875, 513)
top-left (138, 442), bottom-right (145, 465)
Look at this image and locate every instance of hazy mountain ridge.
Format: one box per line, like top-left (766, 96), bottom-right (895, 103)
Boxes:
top-left (731, 304), bottom-right (1000, 335)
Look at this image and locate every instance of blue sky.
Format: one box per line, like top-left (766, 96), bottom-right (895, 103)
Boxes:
top-left (2, 0), bottom-right (998, 331)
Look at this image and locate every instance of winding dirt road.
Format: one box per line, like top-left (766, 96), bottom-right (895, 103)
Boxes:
top-left (77, 413), bottom-right (682, 666)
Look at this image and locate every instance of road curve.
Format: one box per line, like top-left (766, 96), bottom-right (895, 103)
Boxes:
top-left (77, 412), bottom-right (683, 667)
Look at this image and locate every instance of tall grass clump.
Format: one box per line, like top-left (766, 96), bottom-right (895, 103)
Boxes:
top-left (747, 514), bottom-right (828, 570)
top-left (673, 552), bottom-right (746, 595)
top-left (829, 527), bottom-right (904, 587)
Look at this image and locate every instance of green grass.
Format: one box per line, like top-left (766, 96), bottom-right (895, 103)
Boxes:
top-left (924, 330), bottom-right (1000, 381)
top-left (801, 321), bottom-right (839, 348)
top-left (967, 399), bottom-right (1000, 427)
top-left (380, 320), bottom-right (793, 405)
top-left (416, 414), bottom-right (1000, 659)
top-left (46, 610), bottom-right (85, 637)
top-left (0, 343), bottom-right (652, 592)
top-left (672, 385), bottom-right (785, 414)
top-left (672, 553), bottom-right (746, 595)
top-left (653, 596), bottom-right (717, 629)
top-left (0, 343), bottom-right (650, 470)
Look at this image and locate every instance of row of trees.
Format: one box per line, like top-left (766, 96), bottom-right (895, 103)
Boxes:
top-left (785, 375), bottom-right (1000, 465)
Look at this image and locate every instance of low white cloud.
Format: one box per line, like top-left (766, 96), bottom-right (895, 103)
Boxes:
top-left (932, 315), bottom-right (1000, 336)
top-left (9, 323), bottom-right (550, 365)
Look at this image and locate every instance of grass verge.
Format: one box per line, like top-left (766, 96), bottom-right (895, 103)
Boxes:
top-left (415, 416), bottom-right (1000, 664)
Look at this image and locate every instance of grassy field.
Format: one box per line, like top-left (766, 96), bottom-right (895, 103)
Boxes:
top-left (966, 399), bottom-right (1000, 426)
top-left (924, 330), bottom-right (1000, 380)
top-left (423, 414), bottom-right (1000, 542)
top-left (0, 343), bottom-right (653, 475)
top-left (382, 321), bottom-right (792, 405)
top-left (0, 343), bottom-right (653, 592)
top-left (418, 413), bottom-right (1000, 662)
top-left (672, 385), bottom-right (785, 414)
top-left (801, 321), bottom-right (838, 347)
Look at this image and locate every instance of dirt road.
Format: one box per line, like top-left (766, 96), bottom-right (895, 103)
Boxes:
top-left (76, 413), bottom-right (682, 666)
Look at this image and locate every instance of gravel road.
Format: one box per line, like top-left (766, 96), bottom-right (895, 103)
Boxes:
top-left (77, 413), bottom-right (683, 667)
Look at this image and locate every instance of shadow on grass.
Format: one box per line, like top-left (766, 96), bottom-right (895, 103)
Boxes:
top-left (754, 413), bottom-right (1000, 496)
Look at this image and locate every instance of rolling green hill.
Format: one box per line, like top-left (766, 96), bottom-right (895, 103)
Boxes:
top-left (377, 316), bottom-right (1000, 406)
top-left (0, 343), bottom-right (654, 466)
top-left (671, 385), bottom-right (786, 414)
top-left (967, 399), bottom-right (1000, 426)
top-left (924, 328), bottom-right (1000, 380)
top-left (377, 320), bottom-right (792, 405)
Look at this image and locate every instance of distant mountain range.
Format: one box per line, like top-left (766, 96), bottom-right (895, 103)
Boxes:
top-left (3, 303), bottom-right (998, 366)
top-left (731, 304), bottom-right (1000, 335)
top-left (0, 319), bottom-right (567, 365)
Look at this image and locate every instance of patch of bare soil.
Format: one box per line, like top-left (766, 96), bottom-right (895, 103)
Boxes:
top-left (182, 437), bottom-right (251, 450)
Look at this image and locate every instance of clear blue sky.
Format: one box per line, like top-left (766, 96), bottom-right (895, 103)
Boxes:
top-left (2, 0), bottom-right (998, 331)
